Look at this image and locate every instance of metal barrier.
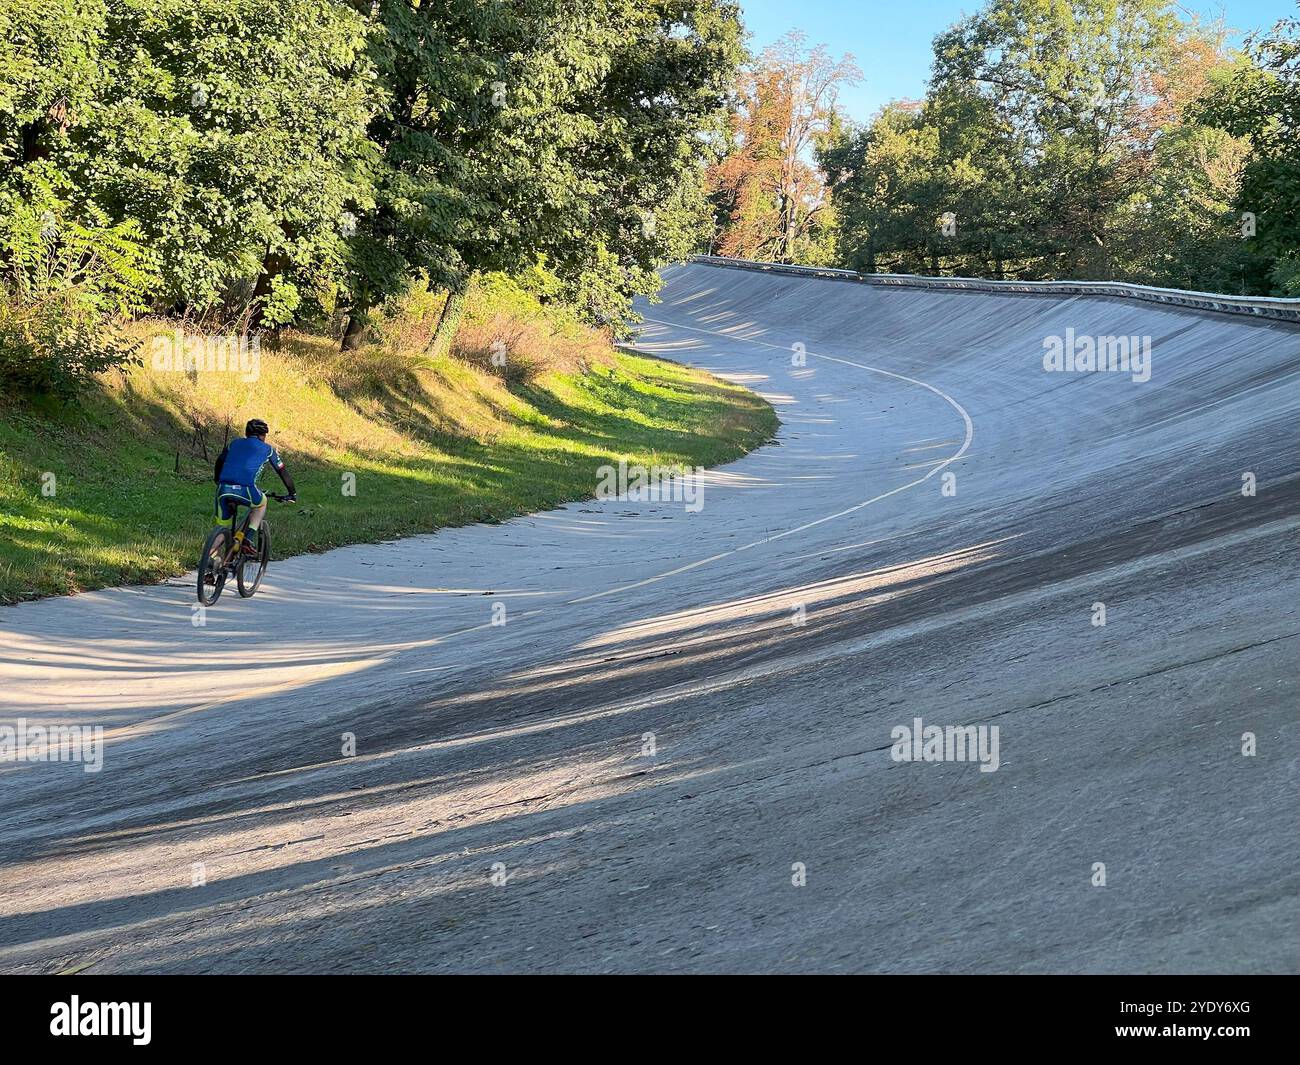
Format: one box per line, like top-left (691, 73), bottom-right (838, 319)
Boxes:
top-left (689, 255), bottom-right (1300, 324)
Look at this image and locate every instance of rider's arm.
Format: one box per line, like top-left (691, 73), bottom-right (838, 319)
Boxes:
top-left (270, 450), bottom-right (296, 498)
top-left (213, 444), bottom-right (229, 484)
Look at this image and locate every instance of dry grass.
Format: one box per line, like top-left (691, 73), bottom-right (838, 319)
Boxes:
top-left (452, 310), bottom-right (612, 383)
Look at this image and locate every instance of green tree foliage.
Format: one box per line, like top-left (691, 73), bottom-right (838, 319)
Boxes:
top-left (821, 90), bottom-right (1020, 276)
top-left (820, 0), bottom-right (1283, 294)
top-left (349, 0), bottom-right (744, 346)
top-left (1, 0), bottom-right (745, 392)
top-left (1196, 17), bottom-right (1300, 294)
top-left (549, 0), bottom-right (746, 326)
top-left (3, 1), bottom-right (380, 321)
top-left (1, 1), bottom-right (153, 392)
top-left (113, 0), bottom-right (379, 322)
top-left (928, 0), bottom-right (1185, 278)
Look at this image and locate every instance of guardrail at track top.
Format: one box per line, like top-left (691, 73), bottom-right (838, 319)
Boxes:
top-left (688, 255), bottom-right (1300, 324)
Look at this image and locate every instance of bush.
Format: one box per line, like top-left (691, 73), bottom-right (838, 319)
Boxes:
top-left (367, 282), bottom-right (449, 354)
top-left (0, 287), bottom-right (140, 398)
top-left (1271, 253), bottom-right (1300, 297)
top-left (0, 169), bottom-right (154, 398)
top-left (451, 272), bottom-right (614, 384)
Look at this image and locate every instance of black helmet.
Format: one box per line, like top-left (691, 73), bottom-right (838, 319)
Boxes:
top-left (245, 418), bottom-right (269, 437)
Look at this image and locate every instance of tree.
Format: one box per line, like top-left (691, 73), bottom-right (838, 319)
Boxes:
top-left (1196, 17), bottom-right (1300, 294)
top-left (3, 0), bottom-right (747, 358)
top-left (1, 1), bottom-right (154, 395)
top-left (543, 0), bottom-right (745, 330)
top-left (822, 0), bottom-right (1269, 293)
top-left (930, 0), bottom-right (1185, 280)
top-left (348, 0), bottom-right (744, 348)
top-left (2, 0), bottom-right (382, 326)
top-left (710, 31), bottom-right (859, 264)
top-left (820, 103), bottom-right (939, 274)
top-left (821, 84), bottom-right (1034, 279)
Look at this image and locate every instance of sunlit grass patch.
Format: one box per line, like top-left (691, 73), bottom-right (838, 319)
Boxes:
top-left (0, 328), bottom-right (776, 603)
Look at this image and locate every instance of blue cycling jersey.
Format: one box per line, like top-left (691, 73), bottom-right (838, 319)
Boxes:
top-left (217, 437), bottom-right (285, 488)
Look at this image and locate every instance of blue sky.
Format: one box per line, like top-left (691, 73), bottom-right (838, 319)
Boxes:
top-left (738, 0), bottom-right (1296, 124)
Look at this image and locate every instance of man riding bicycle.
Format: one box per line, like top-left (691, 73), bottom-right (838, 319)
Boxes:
top-left (214, 419), bottom-right (296, 555)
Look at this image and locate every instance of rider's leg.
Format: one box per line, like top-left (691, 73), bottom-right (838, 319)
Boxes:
top-left (247, 499), bottom-right (268, 532)
top-left (238, 500), bottom-right (268, 552)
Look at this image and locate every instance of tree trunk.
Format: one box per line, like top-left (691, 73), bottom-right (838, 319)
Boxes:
top-left (775, 189), bottom-right (793, 264)
top-left (425, 286), bottom-right (469, 358)
top-left (19, 100), bottom-right (67, 165)
top-left (249, 247), bottom-right (287, 332)
top-left (341, 309), bottom-right (370, 351)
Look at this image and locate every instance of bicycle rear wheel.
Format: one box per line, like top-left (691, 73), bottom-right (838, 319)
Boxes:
top-left (236, 519), bottom-right (270, 598)
top-left (198, 527), bottom-right (231, 605)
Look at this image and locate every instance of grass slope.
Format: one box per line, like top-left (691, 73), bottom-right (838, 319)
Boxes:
top-left (0, 330), bottom-right (775, 604)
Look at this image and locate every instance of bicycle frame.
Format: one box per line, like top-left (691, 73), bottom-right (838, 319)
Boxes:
top-left (212, 494), bottom-right (255, 567)
top-left (199, 491), bottom-right (288, 605)
top-left (212, 489), bottom-right (287, 566)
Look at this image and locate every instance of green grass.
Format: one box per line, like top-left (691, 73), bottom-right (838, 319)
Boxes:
top-left (0, 330), bottom-right (776, 603)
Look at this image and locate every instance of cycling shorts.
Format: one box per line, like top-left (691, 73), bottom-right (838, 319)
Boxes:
top-left (215, 483), bottom-right (266, 523)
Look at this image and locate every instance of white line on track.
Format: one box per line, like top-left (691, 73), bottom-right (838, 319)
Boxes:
top-left (566, 316), bottom-right (975, 604)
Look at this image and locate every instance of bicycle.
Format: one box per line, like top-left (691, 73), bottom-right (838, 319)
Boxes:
top-left (197, 492), bottom-right (292, 605)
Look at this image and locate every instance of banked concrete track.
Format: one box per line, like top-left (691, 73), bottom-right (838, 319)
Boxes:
top-left (1, 261), bottom-right (1297, 973)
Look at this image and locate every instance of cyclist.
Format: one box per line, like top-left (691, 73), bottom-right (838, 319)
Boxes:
top-left (213, 419), bottom-right (296, 555)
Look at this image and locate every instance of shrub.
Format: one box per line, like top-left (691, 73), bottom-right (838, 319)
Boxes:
top-left (1271, 253), bottom-right (1300, 297)
top-left (367, 281), bottom-right (448, 355)
top-left (0, 170), bottom-right (154, 398)
top-left (0, 286), bottom-right (141, 398)
top-left (450, 272), bottom-right (614, 384)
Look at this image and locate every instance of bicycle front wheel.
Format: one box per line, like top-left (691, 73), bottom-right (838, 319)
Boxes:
top-left (236, 520), bottom-right (270, 598)
top-left (198, 527), bottom-right (231, 606)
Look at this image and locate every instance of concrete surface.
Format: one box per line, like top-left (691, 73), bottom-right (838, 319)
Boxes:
top-left (1, 261), bottom-right (1297, 973)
